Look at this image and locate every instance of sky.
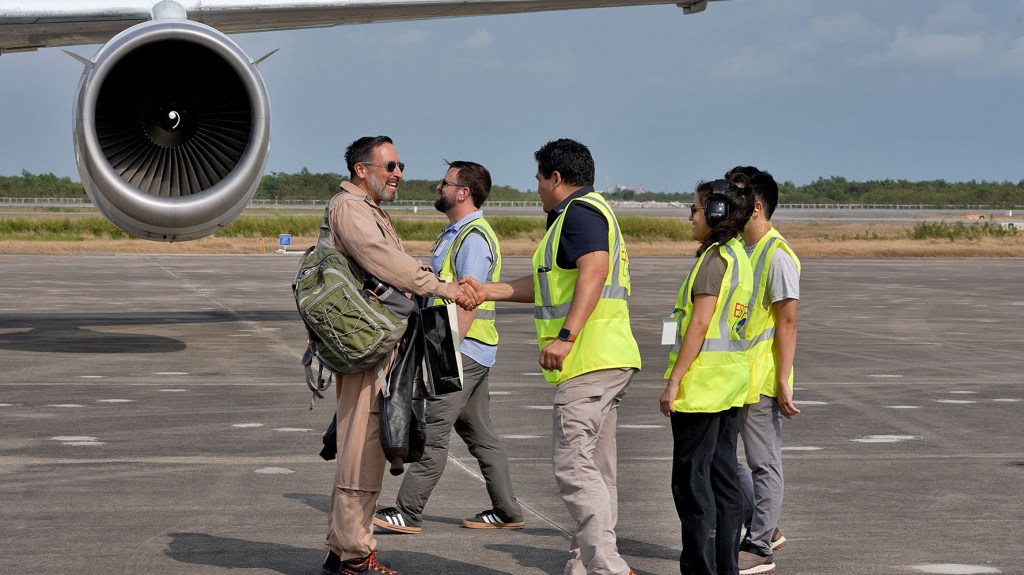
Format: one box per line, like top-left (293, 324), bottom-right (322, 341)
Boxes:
top-left (1, 0), bottom-right (1023, 194)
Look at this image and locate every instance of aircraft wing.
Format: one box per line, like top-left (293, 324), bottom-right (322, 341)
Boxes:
top-left (0, 0), bottom-right (724, 53)
top-left (0, 0), bottom-right (727, 242)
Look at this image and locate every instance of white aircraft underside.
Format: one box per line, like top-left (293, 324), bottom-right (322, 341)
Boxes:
top-left (0, 0), bottom-right (725, 241)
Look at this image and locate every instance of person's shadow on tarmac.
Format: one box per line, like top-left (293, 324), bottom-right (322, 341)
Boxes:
top-left (167, 532), bottom-right (515, 575)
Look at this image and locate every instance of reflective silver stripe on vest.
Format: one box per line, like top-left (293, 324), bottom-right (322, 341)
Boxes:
top-left (741, 236), bottom-right (779, 338)
top-left (747, 326), bottom-right (776, 346)
top-left (536, 195), bottom-right (626, 320)
top-left (670, 241), bottom-right (743, 355)
top-left (534, 285), bottom-right (629, 320)
top-left (475, 308), bottom-right (496, 320)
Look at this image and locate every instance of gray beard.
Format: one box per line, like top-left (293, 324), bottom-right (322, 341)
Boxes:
top-left (368, 172), bottom-right (397, 202)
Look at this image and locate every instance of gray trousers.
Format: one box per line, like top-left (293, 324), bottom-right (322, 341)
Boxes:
top-left (554, 368), bottom-right (635, 575)
top-left (395, 355), bottom-right (522, 523)
top-left (737, 394), bottom-right (784, 556)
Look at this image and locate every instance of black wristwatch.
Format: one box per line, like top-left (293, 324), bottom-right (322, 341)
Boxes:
top-left (557, 328), bottom-right (577, 343)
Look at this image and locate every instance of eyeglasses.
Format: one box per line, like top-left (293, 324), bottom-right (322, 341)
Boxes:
top-left (689, 204), bottom-right (704, 217)
top-left (360, 161), bottom-right (405, 173)
top-left (439, 179), bottom-right (466, 189)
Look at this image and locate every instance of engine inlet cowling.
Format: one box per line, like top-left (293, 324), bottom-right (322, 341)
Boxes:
top-left (73, 19), bottom-right (270, 241)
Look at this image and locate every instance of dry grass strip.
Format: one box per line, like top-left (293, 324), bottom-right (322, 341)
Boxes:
top-left (1, 224), bottom-right (1021, 257)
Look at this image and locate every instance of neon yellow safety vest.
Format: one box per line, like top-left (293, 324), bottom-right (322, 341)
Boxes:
top-left (436, 217), bottom-right (501, 346)
top-left (532, 192), bottom-right (641, 385)
top-left (742, 228), bottom-right (801, 402)
top-left (664, 236), bottom-right (753, 412)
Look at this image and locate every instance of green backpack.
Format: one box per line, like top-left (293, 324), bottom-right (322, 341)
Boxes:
top-left (293, 200), bottom-right (415, 383)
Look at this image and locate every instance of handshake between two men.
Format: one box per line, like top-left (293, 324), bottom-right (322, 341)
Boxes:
top-left (441, 278), bottom-right (486, 311)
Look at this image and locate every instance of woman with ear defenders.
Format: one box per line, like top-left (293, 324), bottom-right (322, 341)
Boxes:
top-left (660, 178), bottom-right (755, 575)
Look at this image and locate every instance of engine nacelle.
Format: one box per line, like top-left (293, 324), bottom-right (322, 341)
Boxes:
top-left (73, 19), bottom-right (270, 241)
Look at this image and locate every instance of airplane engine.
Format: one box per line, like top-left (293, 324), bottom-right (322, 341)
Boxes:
top-left (72, 19), bottom-right (270, 241)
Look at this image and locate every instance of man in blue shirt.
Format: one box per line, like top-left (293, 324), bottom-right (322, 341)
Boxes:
top-left (373, 161), bottom-right (524, 534)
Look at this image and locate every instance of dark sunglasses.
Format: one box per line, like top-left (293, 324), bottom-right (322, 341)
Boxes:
top-left (439, 179), bottom-right (466, 189)
top-left (689, 204), bottom-right (704, 217)
top-left (360, 161), bottom-right (405, 173)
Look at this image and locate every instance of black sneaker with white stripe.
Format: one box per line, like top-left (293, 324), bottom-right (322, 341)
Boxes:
top-left (462, 508), bottom-right (525, 530)
top-left (372, 507), bottom-right (421, 534)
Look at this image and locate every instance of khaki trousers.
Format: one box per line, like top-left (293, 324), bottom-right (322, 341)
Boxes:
top-left (325, 365), bottom-right (387, 561)
top-left (553, 368), bottom-right (635, 575)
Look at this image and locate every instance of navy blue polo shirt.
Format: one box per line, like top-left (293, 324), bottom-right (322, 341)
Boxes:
top-left (546, 186), bottom-right (610, 269)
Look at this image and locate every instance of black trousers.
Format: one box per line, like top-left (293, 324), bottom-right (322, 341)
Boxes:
top-left (670, 407), bottom-right (743, 575)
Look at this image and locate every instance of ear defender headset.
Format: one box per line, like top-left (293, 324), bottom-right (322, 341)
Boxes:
top-left (705, 179), bottom-right (731, 227)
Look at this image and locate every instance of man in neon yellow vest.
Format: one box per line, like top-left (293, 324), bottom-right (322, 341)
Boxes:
top-left (373, 160), bottom-right (524, 535)
top-left (727, 167), bottom-right (801, 575)
top-left (464, 139), bottom-right (642, 575)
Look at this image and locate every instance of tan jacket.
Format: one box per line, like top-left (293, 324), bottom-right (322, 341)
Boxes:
top-left (329, 181), bottom-right (448, 298)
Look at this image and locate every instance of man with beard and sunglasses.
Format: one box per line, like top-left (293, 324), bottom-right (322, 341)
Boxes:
top-left (373, 160), bottom-right (524, 536)
top-left (320, 137), bottom-right (479, 575)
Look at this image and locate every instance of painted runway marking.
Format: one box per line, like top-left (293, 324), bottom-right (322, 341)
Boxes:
top-left (97, 399), bottom-right (134, 403)
top-left (232, 423), bottom-right (264, 428)
top-left (47, 404), bottom-right (84, 408)
top-left (868, 374), bottom-right (904, 378)
top-left (0, 403), bottom-right (14, 407)
top-left (502, 434), bottom-right (543, 440)
top-left (160, 389), bottom-right (188, 392)
top-left (525, 405), bottom-right (554, 410)
top-left (79, 375), bottom-right (104, 379)
top-left (948, 390), bottom-right (978, 394)
top-left (935, 399), bottom-right (977, 404)
top-left (255, 467), bottom-right (294, 474)
top-left (852, 435), bottom-right (917, 443)
top-left (489, 391), bottom-right (513, 396)
top-left (273, 427), bottom-right (312, 432)
top-left (911, 565), bottom-right (1001, 574)
top-left (885, 405), bottom-right (921, 409)
top-left (521, 372), bottom-right (544, 376)
top-left (782, 446), bottom-right (823, 451)
top-left (51, 435), bottom-right (105, 446)
top-left (793, 400), bottom-right (827, 405)
top-left (992, 398), bottom-right (1020, 402)
top-left (620, 424), bottom-right (663, 429)
top-left (157, 372), bottom-right (188, 375)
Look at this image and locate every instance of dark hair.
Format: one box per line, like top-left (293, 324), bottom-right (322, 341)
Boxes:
top-left (695, 177), bottom-right (755, 257)
top-left (725, 165), bottom-right (779, 218)
top-left (446, 160), bottom-right (491, 208)
top-left (344, 135), bottom-right (393, 177)
top-left (534, 138), bottom-right (595, 187)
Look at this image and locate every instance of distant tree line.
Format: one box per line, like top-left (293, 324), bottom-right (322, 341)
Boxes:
top-left (3, 170), bottom-right (1023, 207)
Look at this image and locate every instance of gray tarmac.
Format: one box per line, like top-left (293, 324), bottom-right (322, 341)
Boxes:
top-left (1, 254), bottom-right (1021, 575)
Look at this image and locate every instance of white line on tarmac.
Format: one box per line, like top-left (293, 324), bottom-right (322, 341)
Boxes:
top-left (255, 467), bottom-right (294, 474)
top-left (911, 564), bottom-right (1001, 574)
top-left (851, 435), bottom-right (917, 443)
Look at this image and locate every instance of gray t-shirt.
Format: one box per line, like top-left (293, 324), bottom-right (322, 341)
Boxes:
top-left (746, 246), bottom-right (800, 305)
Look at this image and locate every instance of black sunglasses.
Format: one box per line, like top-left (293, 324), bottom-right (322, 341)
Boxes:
top-left (439, 179), bottom-right (466, 189)
top-left (689, 204), bottom-right (704, 217)
top-left (360, 161), bottom-right (405, 173)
